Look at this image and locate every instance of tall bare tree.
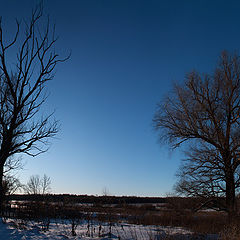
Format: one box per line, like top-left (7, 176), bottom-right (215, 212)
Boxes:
top-left (153, 51), bottom-right (240, 220)
top-left (0, 4), bottom-right (67, 212)
top-left (41, 174), bottom-right (51, 194)
top-left (24, 175), bottom-right (42, 195)
top-left (24, 174), bottom-right (51, 195)
top-left (3, 175), bottom-right (22, 196)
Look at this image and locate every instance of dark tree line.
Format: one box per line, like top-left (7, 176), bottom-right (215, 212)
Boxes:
top-left (7, 194), bottom-right (167, 204)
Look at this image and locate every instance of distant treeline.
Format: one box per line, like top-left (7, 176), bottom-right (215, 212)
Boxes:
top-left (7, 194), bottom-right (167, 204)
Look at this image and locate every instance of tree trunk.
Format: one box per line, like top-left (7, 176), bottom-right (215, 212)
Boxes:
top-left (226, 171), bottom-right (236, 222)
top-left (0, 163), bottom-right (4, 216)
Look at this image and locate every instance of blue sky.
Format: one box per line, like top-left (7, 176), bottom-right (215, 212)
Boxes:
top-left (2, 0), bottom-right (240, 196)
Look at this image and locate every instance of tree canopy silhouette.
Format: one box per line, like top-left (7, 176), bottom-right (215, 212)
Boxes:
top-left (0, 4), bottom-right (68, 212)
top-left (153, 51), bottom-right (240, 220)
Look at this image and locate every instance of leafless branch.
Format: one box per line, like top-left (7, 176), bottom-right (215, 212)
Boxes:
top-left (154, 51), bottom-right (240, 218)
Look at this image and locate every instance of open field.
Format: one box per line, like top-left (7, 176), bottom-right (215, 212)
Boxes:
top-left (1, 195), bottom-right (236, 239)
top-left (1, 218), bottom-right (219, 240)
top-left (0, 219), bottom-right (193, 240)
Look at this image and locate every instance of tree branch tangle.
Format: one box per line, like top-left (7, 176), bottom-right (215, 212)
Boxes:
top-left (0, 4), bottom-right (68, 212)
top-left (153, 51), bottom-right (240, 220)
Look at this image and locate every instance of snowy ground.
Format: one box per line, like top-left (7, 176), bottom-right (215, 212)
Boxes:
top-left (0, 219), bottom-right (218, 239)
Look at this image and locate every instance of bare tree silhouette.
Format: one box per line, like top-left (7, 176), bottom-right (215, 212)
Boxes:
top-left (0, 3), bottom-right (68, 212)
top-left (153, 51), bottom-right (240, 220)
top-left (41, 174), bottom-right (51, 195)
top-left (24, 174), bottom-right (51, 195)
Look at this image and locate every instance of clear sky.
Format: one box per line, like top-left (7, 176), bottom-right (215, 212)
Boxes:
top-left (1, 0), bottom-right (240, 196)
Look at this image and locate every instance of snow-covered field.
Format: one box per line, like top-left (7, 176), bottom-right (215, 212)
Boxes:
top-left (0, 219), bottom-right (218, 240)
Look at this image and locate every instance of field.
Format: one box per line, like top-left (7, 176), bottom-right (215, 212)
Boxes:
top-left (0, 195), bottom-right (233, 239)
top-left (0, 220), bottom-right (197, 240)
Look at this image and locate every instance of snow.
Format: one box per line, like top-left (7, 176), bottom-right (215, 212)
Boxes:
top-left (0, 219), bottom-right (218, 239)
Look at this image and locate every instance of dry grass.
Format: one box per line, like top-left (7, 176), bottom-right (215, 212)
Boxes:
top-left (4, 200), bottom-right (230, 236)
top-left (219, 222), bottom-right (240, 240)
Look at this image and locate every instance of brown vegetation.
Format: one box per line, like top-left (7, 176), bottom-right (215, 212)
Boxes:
top-left (1, 196), bottom-right (231, 237)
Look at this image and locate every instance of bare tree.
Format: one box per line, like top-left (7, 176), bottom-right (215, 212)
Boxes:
top-left (174, 144), bottom-right (227, 198)
top-left (24, 174), bottom-right (51, 195)
top-left (3, 175), bottom-right (22, 196)
top-left (174, 143), bottom-right (228, 212)
top-left (153, 51), bottom-right (240, 220)
top-left (0, 3), bottom-right (68, 211)
top-left (25, 175), bottom-right (42, 195)
top-left (41, 174), bottom-right (51, 194)
top-left (102, 187), bottom-right (110, 196)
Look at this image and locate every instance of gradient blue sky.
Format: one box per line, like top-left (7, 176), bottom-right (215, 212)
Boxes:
top-left (1, 0), bottom-right (240, 196)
